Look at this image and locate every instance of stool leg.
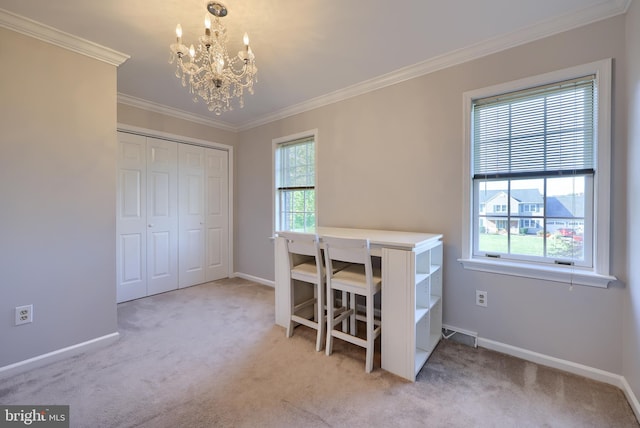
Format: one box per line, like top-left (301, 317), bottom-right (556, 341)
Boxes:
top-left (315, 281), bottom-right (324, 352)
top-left (350, 293), bottom-right (357, 335)
top-left (341, 291), bottom-right (348, 332)
top-left (365, 293), bottom-right (374, 373)
top-left (286, 279), bottom-right (295, 338)
top-left (326, 283), bottom-right (334, 356)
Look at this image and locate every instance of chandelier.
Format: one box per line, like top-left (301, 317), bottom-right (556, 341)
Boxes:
top-left (169, 1), bottom-right (257, 115)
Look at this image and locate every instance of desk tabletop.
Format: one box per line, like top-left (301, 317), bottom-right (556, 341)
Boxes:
top-left (305, 227), bottom-right (442, 250)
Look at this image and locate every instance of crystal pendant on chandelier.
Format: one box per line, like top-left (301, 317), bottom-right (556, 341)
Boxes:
top-left (169, 1), bottom-right (257, 115)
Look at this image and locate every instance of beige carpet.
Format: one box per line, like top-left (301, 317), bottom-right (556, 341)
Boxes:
top-left (1, 278), bottom-right (637, 427)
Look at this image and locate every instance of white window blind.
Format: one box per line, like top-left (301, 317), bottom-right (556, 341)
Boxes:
top-left (277, 136), bottom-right (314, 191)
top-left (473, 75), bottom-right (595, 179)
top-left (275, 136), bottom-right (316, 231)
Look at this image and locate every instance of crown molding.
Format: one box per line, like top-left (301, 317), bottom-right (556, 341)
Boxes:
top-left (238, 0), bottom-right (631, 131)
top-left (0, 2), bottom-right (629, 134)
top-left (117, 93), bottom-right (239, 132)
top-left (0, 8), bottom-right (129, 66)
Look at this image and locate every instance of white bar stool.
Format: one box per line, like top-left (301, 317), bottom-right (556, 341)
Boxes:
top-left (278, 231), bottom-right (326, 351)
top-left (323, 236), bottom-right (382, 373)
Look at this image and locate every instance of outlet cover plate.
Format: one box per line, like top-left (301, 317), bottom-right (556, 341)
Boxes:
top-left (476, 290), bottom-right (488, 307)
top-left (15, 304), bottom-right (33, 325)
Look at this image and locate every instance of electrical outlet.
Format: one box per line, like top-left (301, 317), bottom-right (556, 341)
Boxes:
top-left (476, 290), bottom-right (488, 307)
top-left (15, 305), bottom-right (33, 325)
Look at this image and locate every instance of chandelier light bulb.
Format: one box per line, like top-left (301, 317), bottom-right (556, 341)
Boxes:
top-left (205, 15), bottom-right (211, 30)
top-left (175, 24), bottom-right (183, 41)
top-left (189, 44), bottom-right (195, 59)
top-left (243, 33), bottom-right (249, 46)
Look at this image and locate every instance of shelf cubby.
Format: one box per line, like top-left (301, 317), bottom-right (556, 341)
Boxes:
top-left (412, 240), bottom-right (443, 379)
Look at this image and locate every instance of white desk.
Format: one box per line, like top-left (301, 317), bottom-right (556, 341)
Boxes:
top-left (274, 227), bottom-right (443, 381)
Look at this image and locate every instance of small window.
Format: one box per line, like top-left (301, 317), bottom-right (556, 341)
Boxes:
top-left (274, 133), bottom-right (316, 232)
top-left (461, 60), bottom-right (615, 287)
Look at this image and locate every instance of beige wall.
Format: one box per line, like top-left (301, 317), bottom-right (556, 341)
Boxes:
top-left (117, 104), bottom-right (238, 148)
top-left (624, 0), bottom-right (640, 408)
top-left (0, 29), bottom-right (118, 366)
top-left (237, 15), bottom-right (628, 373)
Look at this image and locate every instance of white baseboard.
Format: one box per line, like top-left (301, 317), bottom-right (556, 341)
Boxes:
top-left (621, 376), bottom-right (640, 423)
top-left (474, 336), bottom-right (639, 422)
top-left (0, 332), bottom-right (119, 380)
top-left (234, 272), bottom-right (274, 288)
top-left (478, 337), bottom-right (621, 386)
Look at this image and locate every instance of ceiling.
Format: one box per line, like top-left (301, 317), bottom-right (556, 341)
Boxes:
top-left (0, 0), bottom-right (630, 130)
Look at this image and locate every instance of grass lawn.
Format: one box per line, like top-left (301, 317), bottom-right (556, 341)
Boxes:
top-left (479, 233), bottom-right (583, 258)
top-left (479, 233), bottom-right (542, 256)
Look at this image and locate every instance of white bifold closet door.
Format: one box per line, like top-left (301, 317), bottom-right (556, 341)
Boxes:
top-left (146, 138), bottom-right (179, 295)
top-left (117, 132), bottom-right (229, 302)
top-left (117, 133), bottom-right (178, 302)
top-left (116, 133), bottom-right (148, 302)
top-left (178, 144), bottom-right (206, 288)
top-left (204, 148), bottom-right (229, 282)
top-left (178, 144), bottom-right (229, 288)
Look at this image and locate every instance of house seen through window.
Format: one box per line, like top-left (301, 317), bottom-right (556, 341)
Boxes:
top-left (274, 134), bottom-right (316, 232)
top-left (477, 179), bottom-right (589, 264)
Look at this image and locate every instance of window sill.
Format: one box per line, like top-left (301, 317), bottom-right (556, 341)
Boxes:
top-left (458, 258), bottom-right (616, 288)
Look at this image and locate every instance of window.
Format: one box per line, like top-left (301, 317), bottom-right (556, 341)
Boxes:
top-left (274, 131), bottom-right (316, 232)
top-left (461, 60), bottom-right (615, 287)
top-left (519, 219), bottom-right (540, 229)
top-left (520, 204), bottom-right (539, 213)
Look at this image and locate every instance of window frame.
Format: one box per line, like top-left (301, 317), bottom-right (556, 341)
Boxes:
top-left (272, 129), bottom-right (318, 234)
top-left (460, 59), bottom-right (616, 288)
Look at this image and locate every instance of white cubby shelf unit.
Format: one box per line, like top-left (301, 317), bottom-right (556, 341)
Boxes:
top-left (382, 236), bottom-right (443, 381)
top-left (413, 242), bottom-right (443, 376)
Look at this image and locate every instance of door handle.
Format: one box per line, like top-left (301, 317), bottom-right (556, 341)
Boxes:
top-left (148, 224), bottom-right (153, 228)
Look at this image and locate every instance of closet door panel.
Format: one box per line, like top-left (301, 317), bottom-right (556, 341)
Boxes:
top-left (205, 149), bottom-right (229, 281)
top-left (179, 144), bottom-right (206, 288)
top-left (185, 229), bottom-right (204, 269)
top-left (120, 234), bottom-right (143, 283)
top-left (116, 133), bottom-right (147, 302)
top-left (146, 138), bottom-right (178, 295)
top-left (208, 227), bottom-right (222, 265)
